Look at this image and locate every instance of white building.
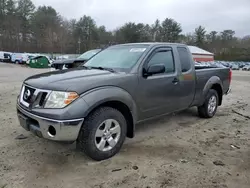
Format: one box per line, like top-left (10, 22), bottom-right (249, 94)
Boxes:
top-left (188, 46), bottom-right (214, 62)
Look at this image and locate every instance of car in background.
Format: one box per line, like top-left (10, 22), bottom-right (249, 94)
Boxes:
top-left (51, 49), bottom-right (101, 71)
top-left (232, 64), bottom-right (240, 70)
top-left (213, 62), bottom-right (226, 68)
top-left (4, 52), bottom-right (12, 62)
top-left (221, 62), bottom-right (231, 68)
top-left (238, 62), bottom-right (246, 68)
top-left (25, 54), bottom-right (38, 64)
top-left (242, 65), bottom-right (250, 71)
top-left (0, 51), bottom-right (4, 62)
top-left (11, 53), bottom-right (31, 64)
top-left (56, 55), bottom-right (69, 60)
top-left (76, 49), bottom-right (101, 60)
top-left (0, 51), bottom-right (12, 62)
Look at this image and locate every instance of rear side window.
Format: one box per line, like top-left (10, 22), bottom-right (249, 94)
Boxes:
top-left (177, 47), bottom-right (191, 72)
top-left (147, 50), bottom-right (175, 74)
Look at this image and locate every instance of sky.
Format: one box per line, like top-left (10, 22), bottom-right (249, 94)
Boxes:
top-left (32, 0), bottom-right (250, 37)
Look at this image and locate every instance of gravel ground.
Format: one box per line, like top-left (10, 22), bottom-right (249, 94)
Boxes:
top-left (0, 63), bottom-right (250, 188)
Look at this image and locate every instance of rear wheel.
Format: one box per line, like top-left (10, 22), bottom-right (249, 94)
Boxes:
top-left (198, 89), bottom-right (218, 118)
top-left (76, 107), bottom-right (127, 161)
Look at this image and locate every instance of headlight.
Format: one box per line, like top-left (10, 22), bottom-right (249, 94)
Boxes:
top-left (44, 91), bottom-right (79, 108)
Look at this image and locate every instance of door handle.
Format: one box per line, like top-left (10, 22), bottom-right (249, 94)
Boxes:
top-left (172, 78), bottom-right (179, 85)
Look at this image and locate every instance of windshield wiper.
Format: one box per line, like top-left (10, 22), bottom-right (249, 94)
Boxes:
top-left (90, 66), bottom-right (116, 73)
top-left (80, 65), bottom-right (92, 69)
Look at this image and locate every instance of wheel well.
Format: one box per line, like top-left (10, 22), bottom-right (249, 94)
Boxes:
top-left (90, 101), bottom-right (134, 138)
top-left (211, 84), bottom-right (223, 106)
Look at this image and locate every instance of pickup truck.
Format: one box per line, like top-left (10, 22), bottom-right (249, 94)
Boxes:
top-left (16, 43), bottom-right (231, 161)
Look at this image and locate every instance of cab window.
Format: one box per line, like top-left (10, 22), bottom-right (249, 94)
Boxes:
top-left (177, 47), bottom-right (191, 72)
top-left (147, 49), bottom-right (175, 74)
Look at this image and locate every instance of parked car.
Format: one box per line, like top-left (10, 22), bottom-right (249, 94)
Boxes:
top-left (213, 62), bottom-right (226, 68)
top-left (242, 65), bottom-right (250, 71)
top-left (11, 53), bottom-right (30, 64)
top-left (26, 54), bottom-right (38, 64)
top-left (17, 43), bottom-right (231, 161)
top-left (0, 51), bottom-right (12, 62)
top-left (56, 55), bottom-right (69, 60)
top-left (231, 64), bottom-right (240, 70)
top-left (51, 49), bottom-right (101, 71)
top-left (0, 51), bottom-right (4, 62)
top-left (238, 62), bottom-right (245, 68)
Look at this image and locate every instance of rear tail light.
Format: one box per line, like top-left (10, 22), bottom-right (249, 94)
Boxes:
top-left (229, 69), bottom-right (232, 84)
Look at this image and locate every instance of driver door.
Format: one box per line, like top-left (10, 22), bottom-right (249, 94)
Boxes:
top-left (136, 47), bottom-right (181, 120)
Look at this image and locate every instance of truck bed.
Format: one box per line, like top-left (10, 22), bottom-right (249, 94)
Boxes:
top-left (192, 67), bottom-right (231, 106)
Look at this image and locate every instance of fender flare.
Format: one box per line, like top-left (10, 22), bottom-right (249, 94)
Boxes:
top-left (80, 86), bottom-right (138, 124)
top-left (201, 76), bottom-right (223, 105)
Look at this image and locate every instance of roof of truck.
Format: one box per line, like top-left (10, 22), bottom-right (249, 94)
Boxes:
top-left (117, 42), bottom-right (185, 46)
top-left (108, 43), bottom-right (214, 56)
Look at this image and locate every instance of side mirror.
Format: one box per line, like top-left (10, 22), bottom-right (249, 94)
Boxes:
top-left (145, 64), bottom-right (165, 76)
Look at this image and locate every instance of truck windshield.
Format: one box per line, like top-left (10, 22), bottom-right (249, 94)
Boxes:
top-left (84, 45), bottom-right (149, 72)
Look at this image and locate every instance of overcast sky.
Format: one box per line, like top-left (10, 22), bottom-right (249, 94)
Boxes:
top-left (32, 0), bottom-right (250, 37)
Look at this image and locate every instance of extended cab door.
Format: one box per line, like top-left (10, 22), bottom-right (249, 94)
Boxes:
top-left (136, 47), bottom-right (182, 120)
top-left (175, 47), bottom-right (196, 109)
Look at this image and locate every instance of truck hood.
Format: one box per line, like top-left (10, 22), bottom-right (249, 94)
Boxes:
top-left (24, 67), bottom-right (130, 94)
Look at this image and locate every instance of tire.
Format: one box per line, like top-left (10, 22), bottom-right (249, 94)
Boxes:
top-left (198, 89), bottom-right (219, 118)
top-left (15, 60), bottom-right (19, 64)
top-left (76, 107), bottom-right (127, 161)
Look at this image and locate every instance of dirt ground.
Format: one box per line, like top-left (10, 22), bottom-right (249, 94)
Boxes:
top-left (0, 63), bottom-right (250, 188)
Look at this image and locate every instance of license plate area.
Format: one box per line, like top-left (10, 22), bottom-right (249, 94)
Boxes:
top-left (17, 113), bottom-right (30, 131)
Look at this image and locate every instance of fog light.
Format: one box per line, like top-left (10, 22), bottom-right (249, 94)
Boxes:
top-left (48, 126), bottom-right (56, 137)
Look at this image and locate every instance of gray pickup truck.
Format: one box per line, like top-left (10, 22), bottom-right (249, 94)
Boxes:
top-left (17, 43), bottom-right (231, 161)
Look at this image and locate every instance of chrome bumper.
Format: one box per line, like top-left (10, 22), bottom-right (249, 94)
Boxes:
top-left (16, 104), bottom-right (84, 141)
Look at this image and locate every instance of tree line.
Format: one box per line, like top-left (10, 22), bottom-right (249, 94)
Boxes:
top-left (0, 0), bottom-right (250, 61)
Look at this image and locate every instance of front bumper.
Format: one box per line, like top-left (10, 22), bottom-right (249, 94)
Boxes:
top-left (16, 104), bottom-right (84, 141)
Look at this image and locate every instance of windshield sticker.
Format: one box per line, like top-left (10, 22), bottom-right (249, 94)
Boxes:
top-left (129, 48), bottom-right (146, 52)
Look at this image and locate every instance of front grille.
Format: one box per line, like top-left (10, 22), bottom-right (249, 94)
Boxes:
top-left (20, 85), bottom-right (50, 108)
top-left (39, 92), bottom-right (48, 106)
top-left (22, 86), bottom-right (36, 103)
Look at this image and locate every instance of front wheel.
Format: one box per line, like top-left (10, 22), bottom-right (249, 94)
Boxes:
top-left (198, 89), bottom-right (219, 118)
top-left (76, 107), bottom-right (127, 161)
